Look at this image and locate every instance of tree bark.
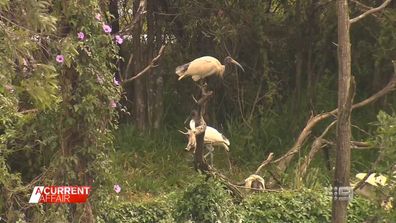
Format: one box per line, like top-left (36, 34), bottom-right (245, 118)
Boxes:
top-left (193, 84), bottom-right (213, 172)
top-left (132, 0), bottom-right (147, 130)
top-left (332, 0), bottom-right (353, 222)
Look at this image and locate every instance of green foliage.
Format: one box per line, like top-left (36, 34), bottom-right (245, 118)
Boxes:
top-left (173, 177), bottom-right (240, 223)
top-left (372, 111), bottom-right (396, 161)
top-left (243, 189), bottom-right (385, 223)
top-left (97, 200), bottom-right (173, 223)
top-left (93, 179), bottom-right (393, 223)
top-left (0, 0), bottom-right (120, 221)
top-left (112, 124), bottom-right (197, 194)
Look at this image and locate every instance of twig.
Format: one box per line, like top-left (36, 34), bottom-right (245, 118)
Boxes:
top-left (351, 0), bottom-right (373, 11)
top-left (350, 0), bottom-right (392, 24)
top-left (119, 0), bottom-right (147, 35)
top-left (122, 45), bottom-right (166, 84)
top-left (255, 153), bottom-right (274, 175)
top-left (298, 121), bottom-right (336, 178)
top-left (351, 141), bottom-right (374, 150)
top-left (19, 109), bottom-right (39, 114)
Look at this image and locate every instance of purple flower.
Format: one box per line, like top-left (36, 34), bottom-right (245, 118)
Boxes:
top-left (114, 184), bottom-right (121, 193)
top-left (110, 99), bottom-right (117, 108)
top-left (95, 13), bottom-right (102, 21)
top-left (56, 55), bottom-right (64, 63)
top-left (102, 24), bottom-right (112, 33)
top-left (77, 32), bottom-right (85, 40)
top-left (115, 35), bottom-right (123, 44)
top-left (113, 77), bottom-right (120, 86)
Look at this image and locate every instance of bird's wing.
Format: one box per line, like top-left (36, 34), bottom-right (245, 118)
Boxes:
top-left (204, 127), bottom-right (230, 151)
top-left (186, 57), bottom-right (218, 80)
top-left (189, 119), bottom-right (196, 130)
top-left (245, 175), bottom-right (265, 186)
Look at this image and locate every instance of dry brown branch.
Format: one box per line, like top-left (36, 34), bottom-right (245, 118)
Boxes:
top-left (274, 71), bottom-right (396, 172)
top-left (350, 0), bottom-right (392, 24)
top-left (255, 153), bottom-right (274, 175)
top-left (351, 141), bottom-right (373, 149)
top-left (19, 109), bottom-right (39, 114)
top-left (122, 45), bottom-right (166, 84)
top-left (193, 84), bottom-right (211, 171)
top-left (298, 121), bottom-right (336, 178)
top-left (119, 0), bottom-right (147, 35)
top-left (351, 0), bottom-right (374, 11)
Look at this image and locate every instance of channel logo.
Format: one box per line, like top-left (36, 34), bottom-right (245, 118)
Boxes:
top-left (29, 186), bottom-right (91, 203)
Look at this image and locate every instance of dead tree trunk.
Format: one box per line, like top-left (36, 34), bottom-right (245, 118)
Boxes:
top-left (192, 84), bottom-right (213, 172)
top-left (332, 0), bottom-right (353, 222)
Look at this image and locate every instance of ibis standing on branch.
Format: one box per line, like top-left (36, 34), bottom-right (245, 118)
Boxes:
top-left (175, 56), bottom-right (244, 82)
top-left (180, 119), bottom-right (231, 169)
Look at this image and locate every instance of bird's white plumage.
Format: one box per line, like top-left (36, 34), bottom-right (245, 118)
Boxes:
top-left (176, 56), bottom-right (225, 81)
top-left (189, 119), bottom-right (230, 151)
top-left (355, 173), bottom-right (388, 187)
top-left (244, 174), bottom-right (265, 190)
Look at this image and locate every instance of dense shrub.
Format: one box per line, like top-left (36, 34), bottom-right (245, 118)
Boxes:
top-left (173, 178), bottom-right (241, 223)
top-left (243, 189), bottom-right (384, 223)
top-left (97, 179), bottom-right (394, 223)
top-left (97, 201), bottom-right (172, 223)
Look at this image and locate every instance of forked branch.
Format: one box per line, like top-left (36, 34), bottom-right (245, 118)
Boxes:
top-left (350, 0), bottom-right (392, 24)
top-left (255, 153), bottom-right (274, 175)
top-left (298, 121), bottom-right (336, 178)
top-left (122, 45), bottom-right (166, 84)
top-left (274, 67), bottom-right (396, 173)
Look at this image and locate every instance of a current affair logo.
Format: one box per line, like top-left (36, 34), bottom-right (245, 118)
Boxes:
top-left (29, 186), bottom-right (91, 203)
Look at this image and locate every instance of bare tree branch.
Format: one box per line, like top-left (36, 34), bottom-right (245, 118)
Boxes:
top-left (19, 109), bottom-right (38, 114)
top-left (274, 70), bottom-right (396, 172)
top-left (350, 0), bottom-right (373, 11)
top-left (122, 45), bottom-right (166, 84)
top-left (350, 0), bottom-right (392, 24)
top-left (351, 141), bottom-right (372, 149)
top-left (119, 0), bottom-right (147, 35)
top-left (298, 121), bottom-right (336, 178)
top-left (255, 153), bottom-right (274, 175)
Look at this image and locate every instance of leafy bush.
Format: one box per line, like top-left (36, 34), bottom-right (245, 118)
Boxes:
top-left (173, 177), bottom-right (240, 223)
top-left (243, 189), bottom-right (384, 223)
top-left (95, 181), bottom-right (395, 223)
top-left (97, 201), bottom-right (172, 223)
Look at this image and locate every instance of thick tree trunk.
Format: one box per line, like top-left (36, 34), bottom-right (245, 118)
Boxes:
top-left (292, 0), bottom-right (303, 115)
top-left (132, 0), bottom-right (147, 130)
top-left (146, 0), bottom-right (164, 130)
top-left (332, 0), bottom-right (353, 222)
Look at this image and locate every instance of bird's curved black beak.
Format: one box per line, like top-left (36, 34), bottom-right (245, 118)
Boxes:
top-left (230, 58), bottom-right (245, 72)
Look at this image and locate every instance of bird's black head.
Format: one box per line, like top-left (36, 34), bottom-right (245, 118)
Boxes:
top-left (224, 56), bottom-right (233, 64)
top-left (224, 56), bottom-right (245, 72)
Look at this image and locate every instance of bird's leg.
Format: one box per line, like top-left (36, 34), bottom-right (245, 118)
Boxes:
top-left (204, 144), bottom-right (215, 167)
top-left (195, 79), bottom-right (208, 90)
top-left (226, 151), bottom-right (232, 172)
top-left (210, 151), bottom-right (214, 167)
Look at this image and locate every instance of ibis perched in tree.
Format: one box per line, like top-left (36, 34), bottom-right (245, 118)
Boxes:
top-left (175, 56), bottom-right (244, 82)
top-left (179, 119), bottom-right (231, 169)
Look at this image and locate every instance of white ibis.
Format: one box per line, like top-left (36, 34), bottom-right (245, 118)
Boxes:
top-left (179, 119), bottom-right (231, 169)
top-left (175, 56), bottom-right (244, 82)
top-left (352, 173), bottom-right (389, 200)
top-left (355, 173), bottom-right (388, 187)
top-left (243, 174), bottom-right (265, 191)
